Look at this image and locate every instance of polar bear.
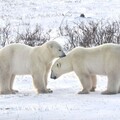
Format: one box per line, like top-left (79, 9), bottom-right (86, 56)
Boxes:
top-left (51, 43), bottom-right (120, 95)
top-left (0, 41), bottom-right (66, 94)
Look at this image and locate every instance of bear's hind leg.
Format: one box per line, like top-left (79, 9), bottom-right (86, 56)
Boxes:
top-left (118, 84), bottom-right (120, 93)
top-left (102, 74), bottom-right (119, 95)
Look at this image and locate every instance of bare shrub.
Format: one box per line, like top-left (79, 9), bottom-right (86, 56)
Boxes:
top-left (0, 23), bottom-right (11, 47)
top-left (60, 20), bottom-right (120, 51)
top-left (16, 25), bottom-right (51, 46)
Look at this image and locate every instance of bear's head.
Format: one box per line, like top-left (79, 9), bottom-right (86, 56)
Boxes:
top-left (50, 57), bottom-right (72, 79)
top-left (47, 41), bottom-right (66, 58)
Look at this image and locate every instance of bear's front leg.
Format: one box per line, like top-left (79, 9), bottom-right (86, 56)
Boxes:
top-left (78, 89), bottom-right (90, 94)
top-left (9, 74), bottom-right (19, 94)
top-left (44, 63), bottom-right (53, 93)
top-left (32, 73), bottom-right (52, 94)
top-left (37, 88), bottom-right (53, 94)
top-left (90, 87), bottom-right (96, 92)
top-left (75, 71), bottom-right (92, 94)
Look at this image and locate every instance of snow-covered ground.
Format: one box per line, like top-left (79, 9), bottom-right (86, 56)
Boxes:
top-left (1, 0), bottom-right (120, 120)
top-left (0, 74), bottom-right (120, 120)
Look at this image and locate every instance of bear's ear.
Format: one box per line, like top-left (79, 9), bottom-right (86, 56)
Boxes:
top-left (47, 43), bottom-right (53, 49)
top-left (57, 63), bottom-right (61, 68)
top-left (48, 43), bottom-right (53, 48)
top-left (50, 44), bottom-right (53, 48)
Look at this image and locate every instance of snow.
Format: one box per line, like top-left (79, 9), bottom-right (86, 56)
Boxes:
top-left (0, 74), bottom-right (120, 120)
top-left (1, 0), bottom-right (120, 120)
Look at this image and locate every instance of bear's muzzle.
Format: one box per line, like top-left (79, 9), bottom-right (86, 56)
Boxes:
top-left (50, 71), bottom-right (57, 79)
top-left (60, 52), bottom-right (66, 58)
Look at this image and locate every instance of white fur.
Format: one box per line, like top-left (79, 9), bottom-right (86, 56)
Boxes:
top-left (51, 43), bottom-right (120, 94)
top-left (0, 41), bottom-right (65, 94)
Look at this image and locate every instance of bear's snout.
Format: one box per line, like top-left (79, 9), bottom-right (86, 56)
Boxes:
top-left (50, 71), bottom-right (57, 79)
top-left (50, 74), bottom-right (57, 79)
top-left (51, 75), bottom-right (57, 79)
top-left (60, 52), bottom-right (66, 58)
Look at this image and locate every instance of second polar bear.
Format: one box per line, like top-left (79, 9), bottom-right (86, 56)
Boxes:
top-left (51, 43), bottom-right (120, 95)
top-left (0, 41), bottom-right (66, 94)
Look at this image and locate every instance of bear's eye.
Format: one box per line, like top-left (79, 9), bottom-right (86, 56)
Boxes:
top-left (59, 49), bottom-right (61, 51)
top-left (57, 63), bottom-right (61, 68)
top-left (57, 63), bottom-right (59, 67)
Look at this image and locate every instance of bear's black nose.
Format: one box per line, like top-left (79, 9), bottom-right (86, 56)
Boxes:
top-left (60, 53), bottom-right (66, 58)
top-left (50, 73), bottom-right (57, 79)
top-left (53, 76), bottom-right (57, 79)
